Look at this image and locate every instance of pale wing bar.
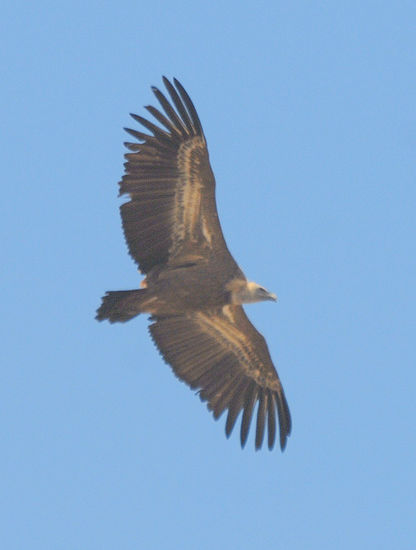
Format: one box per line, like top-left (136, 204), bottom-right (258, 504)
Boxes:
top-left (119, 78), bottom-right (209, 274)
top-left (149, 307), bottom-right (291, 450)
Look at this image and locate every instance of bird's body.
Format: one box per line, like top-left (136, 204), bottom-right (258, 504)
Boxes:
top-left (96, 78), bottom-right (291, 450)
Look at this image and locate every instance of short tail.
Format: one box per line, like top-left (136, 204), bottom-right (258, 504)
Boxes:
top-left (96, 289), bottom-right (151, 323)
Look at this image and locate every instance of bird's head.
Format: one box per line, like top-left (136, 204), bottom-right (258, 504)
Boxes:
top-left (233, 281), bottom-right (277, 304)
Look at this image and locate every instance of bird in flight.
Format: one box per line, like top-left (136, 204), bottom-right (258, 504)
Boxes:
top-left (96, 77), bottom-right (291, 450)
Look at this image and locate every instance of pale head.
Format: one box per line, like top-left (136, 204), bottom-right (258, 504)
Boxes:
top-left (232, 281), bottom-right (277, 305)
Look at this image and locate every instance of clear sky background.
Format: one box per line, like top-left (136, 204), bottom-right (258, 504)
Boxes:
top-left (2, 2), bottom-right (415, 549)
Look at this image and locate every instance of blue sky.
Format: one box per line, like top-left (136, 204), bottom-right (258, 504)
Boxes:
top-left (2, 1), bottom-right (415, 548)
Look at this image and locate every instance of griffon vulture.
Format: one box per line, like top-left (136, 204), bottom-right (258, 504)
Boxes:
top-left (96, 77), bottom-right (291, 451)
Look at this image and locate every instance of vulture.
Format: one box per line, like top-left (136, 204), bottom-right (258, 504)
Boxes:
top-left (96, 77), bottom-right (291, 451)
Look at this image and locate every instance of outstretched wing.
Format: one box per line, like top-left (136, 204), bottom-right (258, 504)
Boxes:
top-left (119, 77), bottom-right (233, 274)
top-left (149, 305), bottom-right (291, 450)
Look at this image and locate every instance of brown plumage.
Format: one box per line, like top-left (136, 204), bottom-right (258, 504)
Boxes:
top-left (96, 77), bottom-right (291, 450)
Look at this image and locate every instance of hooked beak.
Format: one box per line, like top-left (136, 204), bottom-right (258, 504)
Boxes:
top-left (268, 292), bottom-right (278, 302)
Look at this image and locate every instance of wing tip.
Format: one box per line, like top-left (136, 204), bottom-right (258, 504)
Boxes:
top-left (222, 386), bottom-right (292, 452)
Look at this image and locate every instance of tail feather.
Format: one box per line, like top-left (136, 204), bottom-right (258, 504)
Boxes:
top-left (96, 289), bottom-right (150, 323)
